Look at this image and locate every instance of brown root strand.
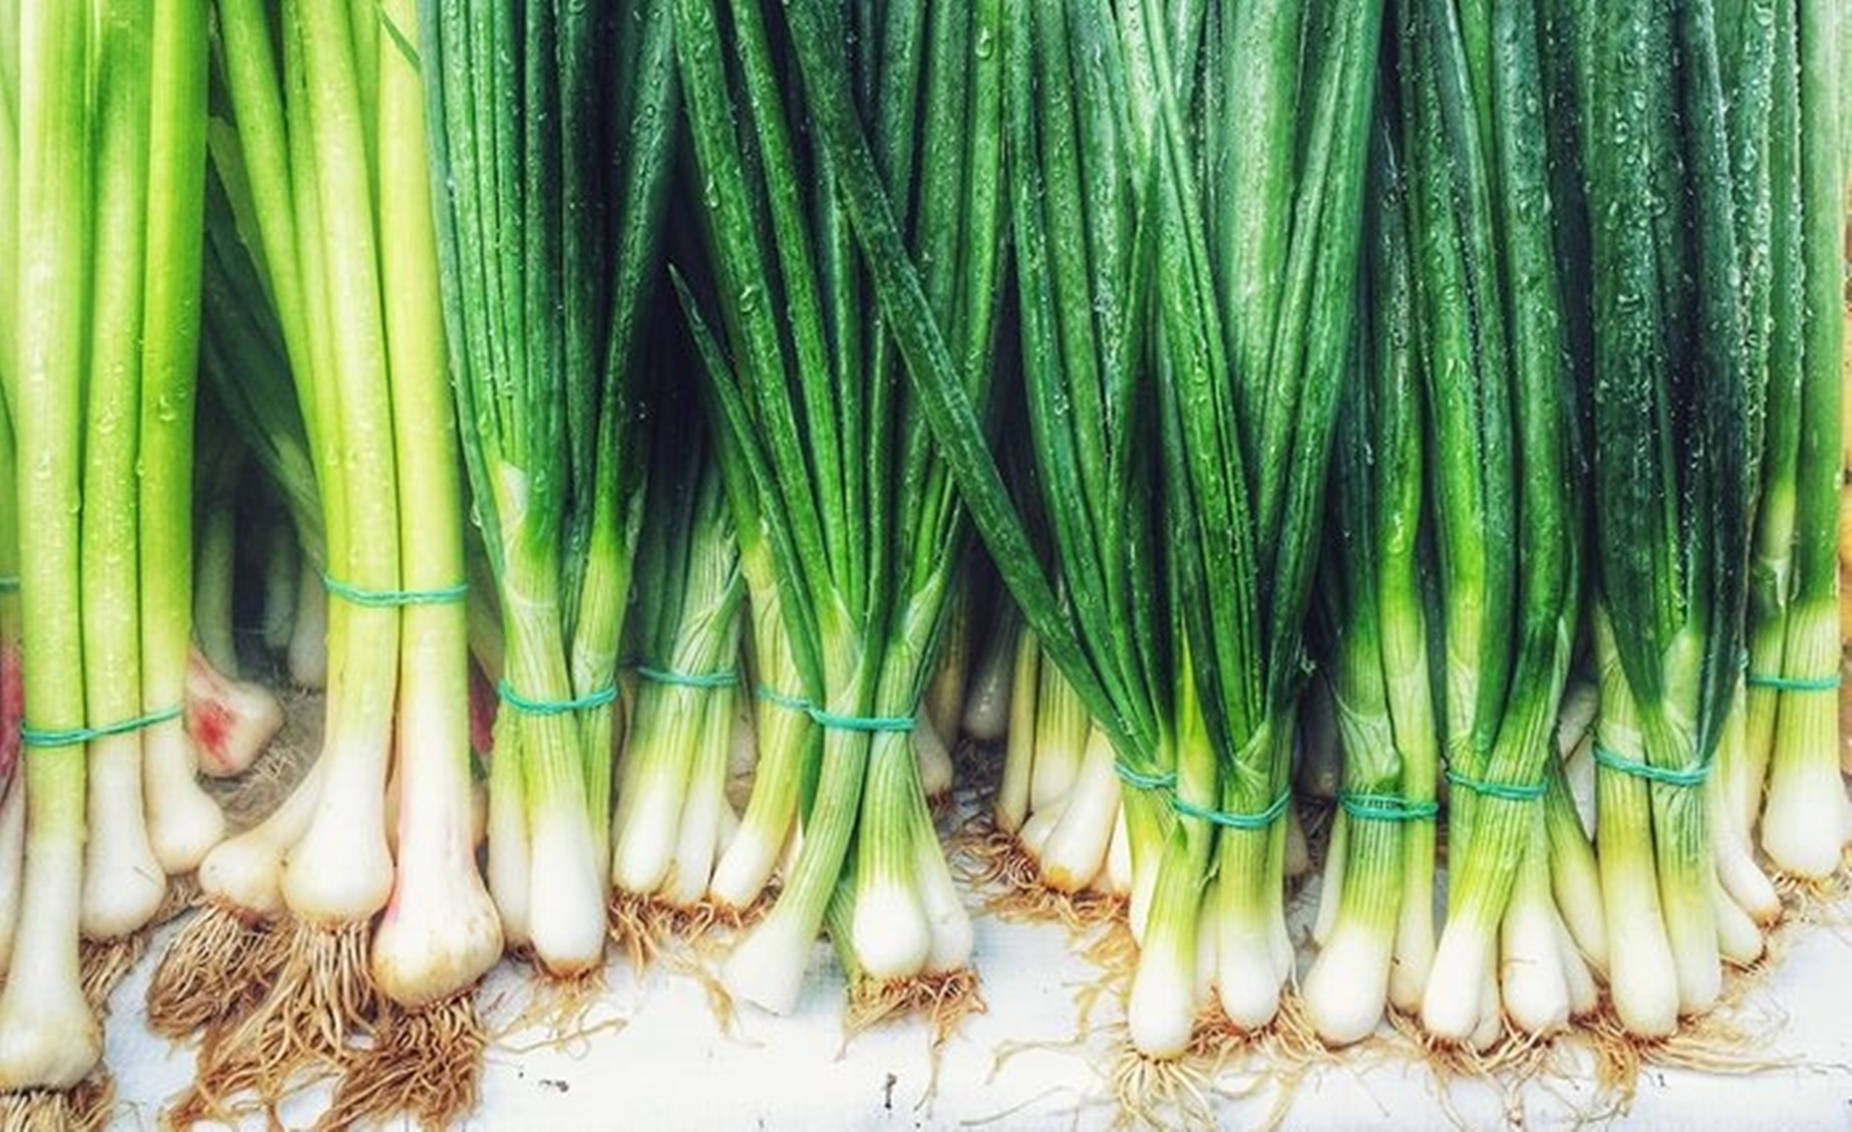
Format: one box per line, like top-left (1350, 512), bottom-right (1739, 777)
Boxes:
top-left (844, 968), bottom-right (986, 1052)
top-left (841, 969), bottom-right (985, 1111)
top-left (153, 873), bottom-right (201, 926)
top-left (608, 887), bottom-right (772, 972)
top-left (1103, 998), bottom-right (1324, 1132)
top-left (0, 1074), bottom-right (115, 1132)
top-left (316, 993), bottom-right (485, 1132)
top-left (951, 820), bottom-right (1129, 932)
top-left (173, 919), bottom-right (374, 1126)
top-left (145, 902), bottom-right (288, 1040)
top-left (485, 961), bottom-right (616, 1056)
top-left (78, 934), bottom-right (147, 1015)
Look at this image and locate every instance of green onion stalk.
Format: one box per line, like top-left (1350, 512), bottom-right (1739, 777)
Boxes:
top-left (79, 0), bottom-right (171, 948)
top-left (0, 0), bottom-right (19, 991)
top-left (0, 0), bottom-right (214, 1103)
top-left (1121, 0), bottom-right (1380, 1051)
top-left (170, 0), bottom-right (496, 1110)
top-left (0, 0), bottom-right (96, 1091)
top-left (1005, 634), bottom-right (1127, 899)
top-left (705, 428), bottom-right (812, 912)
top-left (1714, 0), bottom-right (1792, 919)
top-left (676, 0), bottom-right (1006, 1015)
top-left (192, 417), bottom-right (243, 681)
top-left (1302, 125), bottom-right (1444, 1047)
top-left (1391, 0), bottom-right (1590, 1044)
top-left (1583, 0), bottom-right (1762, 1037)
top-left (1757, 0), bottom-right (1845, 881)
top-left (423, 0), bottom-right (673, 976)
top-left (145, 165), bottom-right (338, 1040)
top-left (985, 0), bottom-right (1173, 926)
top-left (610, 409), bottom-right (746, 916)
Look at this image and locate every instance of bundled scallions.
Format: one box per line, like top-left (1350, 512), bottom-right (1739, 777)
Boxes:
top-left (1580, 0), bottom-right (1766, 1038)
top-left (610, 406), bottom-right (745, 924)
top-left (1302, 122), bottom-right (1442, 1046)
top-left (675, 0), bottom-right (1006, 1016)
top-left (1387, 0), bottom-right (1594, 1045)
top-left (0, 0), bottom-right (217, 1114)
top-left (423, 0), bottom-right (676, 979)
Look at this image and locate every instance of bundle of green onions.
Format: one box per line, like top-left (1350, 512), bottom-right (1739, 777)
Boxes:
top-left (1735, 0), bottom-right (1848, 884)
top-left (1302, 120), bottom-right (1444, 1047)
top-left (1382, 0), bottom-right (1595, 1045)
top-left (139, 0), bottom-right (500, 1121)
top-left (609, 400), bottom-right (746, 925)
top-left (423, 0), bottom-right (675, 980)
top-left (674, 0), bottom-right (1005, 1016)
top-left (0, 0), bottom-right (239, 1115)
top-left (1127, 0), bottom-right (1381, 1051)
top-left (1580, 0), bottom-right (1840, 1038)
top-left (979, 0), bottom-right (1175, 921)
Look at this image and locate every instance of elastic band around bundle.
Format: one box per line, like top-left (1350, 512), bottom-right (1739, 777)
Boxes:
top-left (636, 664), bottom-right (740, 690)
top-left (1338, 792), bottom-right (1440, 821)
top-left (748, 685), bottom-right (913, 732)
top-left (497, 681), bottom-right (619, 716)
top-left (1745, 671), bottom-right (1841, 692)
top-left (1168, 788), bottom-right (1292, 830)
top-left (1444, 769), bottom-right (1546, 802)
top-left (322, 573), bottom-right (468, 608)
top-left (0, 576), bottom-right (17, 593)
top-left (806, 706), bottom-right (914, 733)
top-left (21, 704), bottom-right (183, 748)
top-left (1592, 744), bottom-right (1709, 788)
top-left (1113, 761), bottom-right (1178, 791)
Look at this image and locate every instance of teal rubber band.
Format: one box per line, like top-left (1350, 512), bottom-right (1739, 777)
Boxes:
top-left (1745, 671), bottom-right (1841, 692)
top-left (0, 576), bottom-right (18, 593)
top-left (750, 687), bottom-right (911, 732)
top-left (496, 681), bottom-right (618, 716)
top-left (754, 686), bottom-right (814, 713)
top-left (1168, 788), bottom-right (1292, 830)
top-left (805, 706), bottom-right (914, 733)
top-left (1113, 761), bottom-right (1178, 791)
top-left (1338, 792), bottom-right (1440, 821)
top-left (323, 573), bottom-right (467, 608)
top-left (21, 704), bottom-right (183, 748)
top-left (1444, 769), bottom-right (1546, 802)
top-left (636, 664), bottom-right (740, 690)
top-left (1592, 744), bottom-right (1709, 787)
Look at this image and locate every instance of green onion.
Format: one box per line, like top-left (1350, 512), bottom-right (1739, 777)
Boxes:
top-left (676, 0), bottom-right (1005, 1014)
top-left (422, 0), bottom-right (674, 974)
top-left (191, 424), bottom-right (244, 681)
top-left (1131, 0), bottom-right (1381, 1047)
top-left (1583, 0), bottom-right (1760, 1037)
top-left (1302, 119), bottom-right (1439, 1046)
top-left (1389, 0), bottom-right (1587, 1044)
top-left (1758, 0), bottom-right (1845, 880)
top-left (610, 409), bottom-right (744, 909)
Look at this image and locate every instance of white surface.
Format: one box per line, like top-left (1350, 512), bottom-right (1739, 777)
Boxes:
top-left (100, 861), bottom-right (1852, 1131)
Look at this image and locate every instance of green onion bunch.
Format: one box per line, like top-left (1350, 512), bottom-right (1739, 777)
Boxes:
top-left (422, 0), bottom-right (676, 981)
top-left (674, 0), bottom-right (1007, 1013)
